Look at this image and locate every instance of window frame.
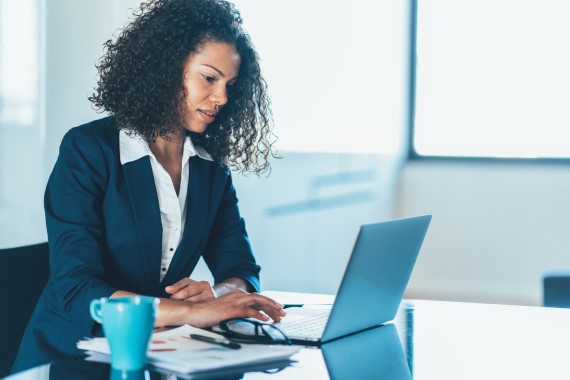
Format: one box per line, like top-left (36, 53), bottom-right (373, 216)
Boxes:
top-left (407, 0), bottom-right (570, 164)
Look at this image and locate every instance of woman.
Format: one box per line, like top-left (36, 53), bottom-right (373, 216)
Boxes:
top-left (12, 0), bottom-right (284, 373)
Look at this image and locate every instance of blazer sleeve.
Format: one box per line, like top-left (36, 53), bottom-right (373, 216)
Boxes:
top-left (201, 170), bottom-right (261, 292)
top-left (44, 127), bottom-right (118, 334)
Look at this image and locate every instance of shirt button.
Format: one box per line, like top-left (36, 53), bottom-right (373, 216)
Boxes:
top-left (162, 267), bottom-right (166, 272)
top-left (169, 248), bottom-right (174, 252)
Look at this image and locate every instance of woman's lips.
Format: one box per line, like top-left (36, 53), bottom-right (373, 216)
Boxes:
top-left (198, 110), bottom-right (217, 124)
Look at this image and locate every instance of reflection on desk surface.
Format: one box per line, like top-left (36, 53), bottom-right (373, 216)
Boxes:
top-left (4, 358), bottom-right (294, 380)
top-left (321, 323), bottom-right (411, 380)
top-left (8, 299), bottom-right (570, 379)
top-left (5, 324), bottom-right (409, 380)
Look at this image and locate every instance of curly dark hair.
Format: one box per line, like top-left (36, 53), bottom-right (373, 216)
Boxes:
top-left (89, 0), bottom-right (276, 174)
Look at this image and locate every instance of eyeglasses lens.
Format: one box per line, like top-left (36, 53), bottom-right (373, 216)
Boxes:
top-left (260, 324), bottom-right (286, 342)
top-left (224, 319), bottom-right (288, 343)
top-left (225, 319), bottom-right (257, 336)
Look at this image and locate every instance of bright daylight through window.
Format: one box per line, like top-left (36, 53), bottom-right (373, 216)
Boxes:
top-left (413, 0), bottom-right (570, 158)
top-left (0, 0), bottom-right (39, 128)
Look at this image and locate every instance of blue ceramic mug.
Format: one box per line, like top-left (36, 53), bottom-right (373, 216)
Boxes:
top-left (90, 296), bottom-right (159, 371)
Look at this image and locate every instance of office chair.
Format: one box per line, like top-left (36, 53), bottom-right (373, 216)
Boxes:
top-left (0, 242), bottom-right (50, 377)
top-left (543, 272), bottom-right (570, 308)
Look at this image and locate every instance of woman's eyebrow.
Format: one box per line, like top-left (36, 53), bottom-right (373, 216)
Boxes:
top-left (201, 64), bottom-right (238, 81)
top-left (202, 64), bottom-right (225, 77)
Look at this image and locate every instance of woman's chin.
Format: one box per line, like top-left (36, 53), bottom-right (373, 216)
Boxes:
top-left (184, 124), bottom-right (208, 134)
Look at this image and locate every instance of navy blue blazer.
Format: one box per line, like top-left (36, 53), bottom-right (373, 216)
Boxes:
top-left (12, 117), bottom-right (260, 373)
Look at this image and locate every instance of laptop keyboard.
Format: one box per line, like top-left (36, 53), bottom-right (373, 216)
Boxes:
top-left (276, 310), bottom-right (330, 338)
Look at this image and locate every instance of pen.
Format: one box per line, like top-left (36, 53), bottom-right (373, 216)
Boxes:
top-left (190, 333), bottom-right (241, 349)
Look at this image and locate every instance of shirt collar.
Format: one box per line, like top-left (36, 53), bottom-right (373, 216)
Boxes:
top-left (119, 130), bottom-right (213, 165)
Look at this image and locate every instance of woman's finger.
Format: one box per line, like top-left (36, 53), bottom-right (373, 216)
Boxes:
top-left (170, 280), bottom-right (215, 301)
top-left (165, 278), bottom-right (196, 294)
top-left (183, 286), bottom-right (216, 302)
top-left (228, 293), bottom-right (286, 322)
top-left (243, 293), bottom-right (285, 311)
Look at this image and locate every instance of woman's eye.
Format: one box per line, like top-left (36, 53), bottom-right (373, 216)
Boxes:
top-left (202, 74), bottom-right (216, 83)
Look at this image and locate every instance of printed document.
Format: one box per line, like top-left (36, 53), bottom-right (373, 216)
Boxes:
top-left (77, 324), bottom-right (300, 374)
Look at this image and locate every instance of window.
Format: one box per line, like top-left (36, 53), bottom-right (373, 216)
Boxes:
top-left (412, 0), bottom-right (570, 159)
top-left (0, 0), bottom-right (44, 249)
top-left (0, 0), bottom-right (40, 128)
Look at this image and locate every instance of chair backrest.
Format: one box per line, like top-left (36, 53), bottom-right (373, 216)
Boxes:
top-left (0, 242), bottom-right (50, 377)
top-left (543, 272), bottom-right (570, 308)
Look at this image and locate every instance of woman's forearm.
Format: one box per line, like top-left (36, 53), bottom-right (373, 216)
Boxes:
top-left (213, 277), bottom-right (252, 296)
top-left (111, 290), bottom-right (192, 327)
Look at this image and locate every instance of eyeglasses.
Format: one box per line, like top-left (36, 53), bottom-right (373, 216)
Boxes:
top-left (218, 318), bottom-right (291, 345)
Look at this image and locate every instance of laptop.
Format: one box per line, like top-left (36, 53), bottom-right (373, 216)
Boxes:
top-left (273, 215), bottom-right (431, 345)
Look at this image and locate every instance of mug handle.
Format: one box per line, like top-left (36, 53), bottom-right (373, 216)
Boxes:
top-left (90, 298), bottom-right (105, 324)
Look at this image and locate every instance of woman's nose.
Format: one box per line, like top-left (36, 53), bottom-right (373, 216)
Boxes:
top-left (211, 85), bottom-right (228, 107)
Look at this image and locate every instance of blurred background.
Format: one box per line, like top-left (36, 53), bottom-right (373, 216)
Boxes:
top-left (1, 0), bottom-right (569, 306)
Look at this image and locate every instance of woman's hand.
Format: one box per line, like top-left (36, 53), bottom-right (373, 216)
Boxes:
top-left (184, 290), bottom-right (286, 328)
top-left (115, 289), bottom-right (286, 328)
top-left (166, 277), bottom-right (253, 301)
top-left (165, 278), bottom-right (216, 302)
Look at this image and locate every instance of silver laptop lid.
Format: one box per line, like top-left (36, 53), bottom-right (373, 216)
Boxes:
top-left (321, 215), bottom-right (431, 342)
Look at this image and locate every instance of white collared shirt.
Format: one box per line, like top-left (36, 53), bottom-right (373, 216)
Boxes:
top-left (119, 130), bottom-right (213, 281)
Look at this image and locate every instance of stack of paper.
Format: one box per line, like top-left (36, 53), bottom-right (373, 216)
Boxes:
top-left (77, 325), bottom-right (300, 374)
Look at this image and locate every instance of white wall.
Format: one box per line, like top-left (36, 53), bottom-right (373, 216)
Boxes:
top-left (397, 161), bottom-right (570, 306)
top-left (44, 0), bottom-right (138, 176)
top-left (231, 152), bottom-right (403, 294)
top-left (0, 126), bottom-right (45, 246)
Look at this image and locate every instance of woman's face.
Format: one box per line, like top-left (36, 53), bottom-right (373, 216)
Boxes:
top-left (180, 42), bottom-right (241, 133)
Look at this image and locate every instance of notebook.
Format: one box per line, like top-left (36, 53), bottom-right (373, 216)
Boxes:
top-left (273, 215), bottom-right (432, 345)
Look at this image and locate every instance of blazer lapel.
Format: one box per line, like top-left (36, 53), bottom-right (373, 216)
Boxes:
top-left (162, 157), bottom-right (210, 286)
top-left (123, 157), bottom-right (162, 286)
